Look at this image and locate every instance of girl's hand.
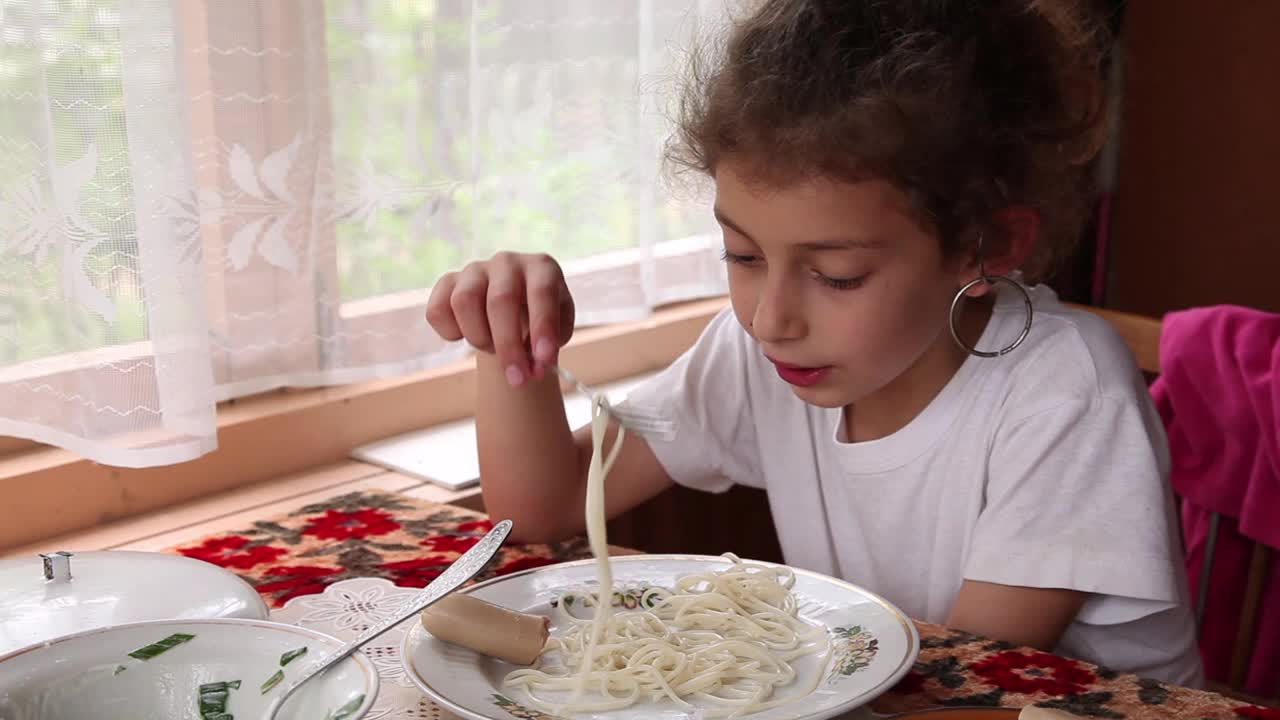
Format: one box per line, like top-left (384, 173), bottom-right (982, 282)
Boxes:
top-left (425, 252), bottom-right (575, 386)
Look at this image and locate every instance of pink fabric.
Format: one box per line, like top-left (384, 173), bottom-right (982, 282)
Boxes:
top-left (1150, 304), bottom-right (1280, 697)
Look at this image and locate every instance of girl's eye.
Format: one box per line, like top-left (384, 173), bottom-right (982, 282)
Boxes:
top-left (816, 273), bottom-right (867, 291)
top-left (720, 250), bottom-right (761, 266)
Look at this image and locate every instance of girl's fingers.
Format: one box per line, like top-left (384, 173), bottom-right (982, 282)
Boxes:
top-left (450, 262), bottom-right (494, 353)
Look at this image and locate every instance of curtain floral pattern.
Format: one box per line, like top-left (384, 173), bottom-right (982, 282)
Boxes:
top-left (0, 0), bottom-right (727, 467)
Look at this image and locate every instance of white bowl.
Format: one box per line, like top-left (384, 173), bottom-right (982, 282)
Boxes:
top-left (0, 618), bottom-right (377, 720)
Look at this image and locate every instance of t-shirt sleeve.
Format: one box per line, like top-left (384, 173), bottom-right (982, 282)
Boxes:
top-left (963, 393), bottom-right (1186, 623)
top-left (618, 308), bottom-right (764, 493)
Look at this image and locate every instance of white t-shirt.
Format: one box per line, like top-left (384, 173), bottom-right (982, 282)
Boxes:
top-left (624, 284), bottom-right (1204, 686)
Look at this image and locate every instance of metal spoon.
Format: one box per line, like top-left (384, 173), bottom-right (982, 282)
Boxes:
top-left (264, 519), bottom-right (514, 719)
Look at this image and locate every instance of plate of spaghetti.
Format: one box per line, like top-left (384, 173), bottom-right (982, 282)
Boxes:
top-left (403, 553), bottom-right (918, 720)
top-left (402, 396), bottom-right (919, 720)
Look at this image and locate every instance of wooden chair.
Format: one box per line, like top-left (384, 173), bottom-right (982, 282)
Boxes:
top-left (1074, 305), bottom-right (1162, 374)
top-left (1076, 304), bottom-right (1275, 706)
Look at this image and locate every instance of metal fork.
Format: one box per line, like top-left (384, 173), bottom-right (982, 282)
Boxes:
top-left (552, 364), bottom-right (674, 441)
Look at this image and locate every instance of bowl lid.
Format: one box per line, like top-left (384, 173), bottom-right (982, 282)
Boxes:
top-left (0, 550), bottom-right (270, 655)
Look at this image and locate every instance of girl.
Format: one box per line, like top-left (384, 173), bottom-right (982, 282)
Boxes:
top-left (425, 0), bottom-right (1202, 685)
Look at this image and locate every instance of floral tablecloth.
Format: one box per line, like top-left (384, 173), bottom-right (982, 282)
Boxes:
top-left (166, 489), bottom-right (1276, 719)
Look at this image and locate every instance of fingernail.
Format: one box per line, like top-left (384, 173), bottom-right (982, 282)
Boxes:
top-left (505, 365), bottom-right (526, 387)
top-left (534, 337), bottom-right (556, 364)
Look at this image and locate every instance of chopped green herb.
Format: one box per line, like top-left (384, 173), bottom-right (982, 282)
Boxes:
top-left (324, 695), bottom-right (366, 720)
top-left (200, 680), bottom-right (241, 692)
top-left (198, 680), bottom-right (239, 719)
top-left (279, 646), bottom-right (308, 666)
top-left (128, 632), bottom-right (195, 660)
top-left (113, 664), bottom-right (127, 676)
top-left (260, 669), bottom-right (284, 694)
top-left (198, 688), bottom-right (227, 713)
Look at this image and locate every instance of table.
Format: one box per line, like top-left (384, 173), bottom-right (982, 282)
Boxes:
top-left (166, 487), bottom-right (1270, 719)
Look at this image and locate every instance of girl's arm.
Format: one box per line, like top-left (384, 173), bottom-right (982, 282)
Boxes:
top-left (947, 580), bottom-right (1087, 650)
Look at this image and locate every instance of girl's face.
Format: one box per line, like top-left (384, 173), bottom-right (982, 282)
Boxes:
top-left (714, 161), bottom-right (978, 412)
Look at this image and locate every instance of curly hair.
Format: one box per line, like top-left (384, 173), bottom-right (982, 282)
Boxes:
top-left (668, 0), bottom-right (1113, 280)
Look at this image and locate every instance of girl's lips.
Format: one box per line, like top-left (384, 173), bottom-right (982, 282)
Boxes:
top-left (767, 358), bottom-right (832, 387)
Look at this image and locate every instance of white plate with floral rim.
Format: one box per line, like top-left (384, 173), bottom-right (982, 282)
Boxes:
top-left (401, 554), bottom-right (919, 720)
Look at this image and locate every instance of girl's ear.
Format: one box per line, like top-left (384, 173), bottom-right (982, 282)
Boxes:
top-left (989, 206), bottom-right (1040, 273)
top-left (958, 206), bottom-right (1041, 298)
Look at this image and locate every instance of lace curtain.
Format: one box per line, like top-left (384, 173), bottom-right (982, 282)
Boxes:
top-left (0, 0), bottom-right (728, 467)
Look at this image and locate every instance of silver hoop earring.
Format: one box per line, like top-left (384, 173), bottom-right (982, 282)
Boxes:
top-left (948, 235), bottom-right (1033, 358)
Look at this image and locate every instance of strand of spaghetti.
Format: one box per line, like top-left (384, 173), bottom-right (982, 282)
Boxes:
top-left (569, 395), bottom-right (626, 706)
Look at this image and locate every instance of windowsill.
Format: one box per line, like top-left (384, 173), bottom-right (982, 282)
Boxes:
top-left (0, 296), bottom-right (729, 553)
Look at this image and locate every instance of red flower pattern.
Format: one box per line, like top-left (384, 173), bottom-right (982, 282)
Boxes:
top-left (301, 508), bottom-right (401, 540)
top-left (1236, 707), bottom-right (1280, 720)
top-left (379, 555), bottom-right (455, 588)
top-left (255, 565), bottom-right (344, 606)
top-left (971, 650), bottom-right (1096, 696)
top-left (456, 519), bottom-right (494, 533)
top-left (419, 534), bottom-right (482, 553)
top-left (179, 535), bottom-right (287, 570)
